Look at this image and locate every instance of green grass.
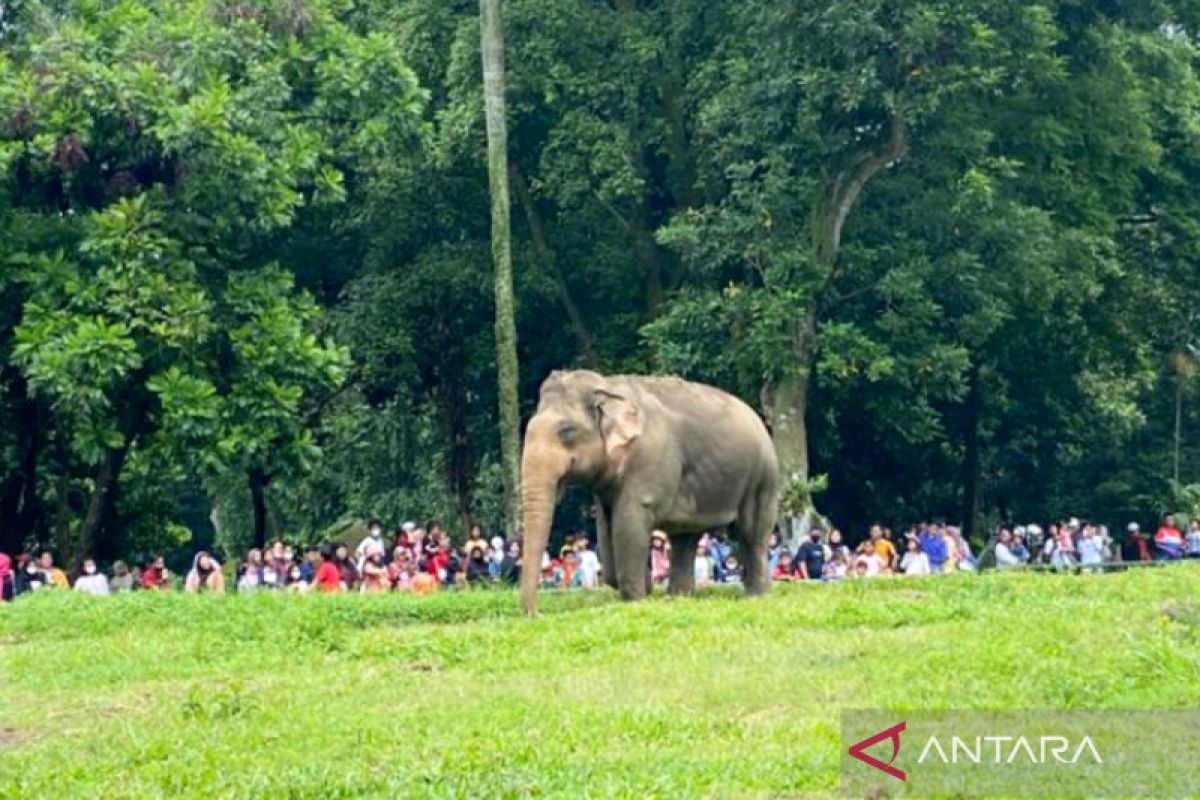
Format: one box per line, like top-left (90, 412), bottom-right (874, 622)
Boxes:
top-left (3, 566), bottom-right (1200, 798)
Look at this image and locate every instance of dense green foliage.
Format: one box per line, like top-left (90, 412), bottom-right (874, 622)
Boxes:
top-left (3, 0), bottom-right (1200, 564)
top-left (3, 568), bottom-right (1200, 796)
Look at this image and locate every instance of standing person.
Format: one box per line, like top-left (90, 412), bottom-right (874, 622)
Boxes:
top-left (869, 526), bottom-right (895, 572)
top-left (709, 531), bottom-right (731, 582)
top-left (313, 544), bottom-right (343, 593)
top-left (73, 558), bottom-right (110, 595)
top-left (300, 545), bottom-right (320, 584)
top-left (464, 525), bottom-right (489, 560)
top-left (766, 531), bottom-right (786, 573)
top-left (140, 555), bottom-right (170, 590)
top-left (649, 531), bottom-right (670, 586)
top-left (825, 529), bottom-right (850, 563)
top-left (694, 543), bottom-right (715, 586)
top-left (1077, 525), bottom-right (1104, 572)
top-left (920, 525), bottom-right (947, 573)
top-left (899, 537), bottom-right (931, 575)
top-left (1155, 513), bottom-right (1185, 561)
top-left (185, 552), bottom-right (225, 594)
top-left (574, 538), bottom-right (601, 589)
top-left (793, 529), bottom-right (825, 580)
top-left (355, 520), bottom-right (386, 570)
top-left (39, 551), bottom-right (69, 589)
top-left (334, 543), bottom-right (359, 589)
top-left (1186, 520), bottom-right (1200, 559)
top-left (0, 553), bottom-right (12, 602)
top-left (109, 561), bottom-right (135, 593)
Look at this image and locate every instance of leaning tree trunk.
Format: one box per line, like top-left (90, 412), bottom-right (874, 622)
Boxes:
top-left (480, 0), bottom-right (521, 535)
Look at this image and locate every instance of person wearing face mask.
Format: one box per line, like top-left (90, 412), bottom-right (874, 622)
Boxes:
top-left (14, 554), bottom-right (47, 596)
top-left (355, 519), bottom-right (386, 570)
top-left (793, 528), bottom-right (826, 580)
top-left (73, 558), bottom-right (111, 595)
top-left (465, 545), bottom-right (491, 586)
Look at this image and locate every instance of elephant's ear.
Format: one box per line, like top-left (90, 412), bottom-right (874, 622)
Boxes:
top-left (594, 390), bottom-right (643, 476)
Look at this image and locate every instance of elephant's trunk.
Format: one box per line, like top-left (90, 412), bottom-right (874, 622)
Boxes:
top-left (519, 420), bottom-right (569, 617)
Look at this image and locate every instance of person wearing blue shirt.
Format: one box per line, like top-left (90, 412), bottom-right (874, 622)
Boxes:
top-left (920, 525), bottom-right (947, 572)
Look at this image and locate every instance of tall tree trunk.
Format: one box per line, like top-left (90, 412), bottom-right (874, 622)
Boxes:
top-left (763, 310), bottom-right (818, 551)
top-left (79, 442), bottom-right (131, 566)
top-left (960, 362), bottom-right (984, 542)
top-left (766, 105), bottom-right (907, 549)
top-left (248, 465), bottom-right (269, 550)
top-left (480, 0), bottom-right (521, 534)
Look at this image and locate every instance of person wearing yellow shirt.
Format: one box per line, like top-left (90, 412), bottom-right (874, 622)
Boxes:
top-left (869, 526), bottom-right (896, 572)
top-left (38, 551), bottom-right (70, 590)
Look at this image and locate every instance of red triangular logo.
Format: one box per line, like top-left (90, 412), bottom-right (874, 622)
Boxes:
top-left (848, 720), bottom-right (907, 781)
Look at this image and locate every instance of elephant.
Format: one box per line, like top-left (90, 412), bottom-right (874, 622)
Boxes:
top-left (518, 370), bottom-right (779, 615)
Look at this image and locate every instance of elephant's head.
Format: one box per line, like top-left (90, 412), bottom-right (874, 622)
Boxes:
top-left (519, 370), bottom-right (643, 615)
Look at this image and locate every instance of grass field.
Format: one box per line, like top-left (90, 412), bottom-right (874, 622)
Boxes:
top-left (2, 566), bottom-right (1199, 798)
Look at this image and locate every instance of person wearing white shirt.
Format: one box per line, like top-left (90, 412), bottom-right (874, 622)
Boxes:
top-left (574, 540), bottom-right (601, 588)
top-left (899, 538), bottom-right (931, 575)
top-left (993, 529), bottom-right (1022, 568)
top-left (73, 558), bottom-right (110, 596)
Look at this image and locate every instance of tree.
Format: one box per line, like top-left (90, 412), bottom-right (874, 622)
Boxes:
top-left (480, 0), bottom-right (521, 533)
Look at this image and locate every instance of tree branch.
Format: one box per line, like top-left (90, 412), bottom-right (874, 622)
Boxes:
top-left (823, 102), bottom-right (908, 263)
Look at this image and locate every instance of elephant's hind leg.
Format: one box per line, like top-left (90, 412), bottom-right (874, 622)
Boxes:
top-left (667, 534), bottom-right (700, 596)
top-left (734, 482), bottom-right (777, 596)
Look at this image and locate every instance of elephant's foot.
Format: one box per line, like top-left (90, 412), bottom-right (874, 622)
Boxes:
top-left (742, 574), bottom-right (771, 597)
top-left (619, 582), bottom-right (649, 602)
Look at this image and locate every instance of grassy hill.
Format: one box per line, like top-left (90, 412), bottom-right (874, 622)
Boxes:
top-left (3, 566), bottom-right (1199, 798)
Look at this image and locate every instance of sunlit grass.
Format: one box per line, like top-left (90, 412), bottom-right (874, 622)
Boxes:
top-left (2, 566), bottom-right (1199, 798)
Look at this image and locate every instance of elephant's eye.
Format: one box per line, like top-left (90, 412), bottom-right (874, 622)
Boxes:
top-left (556, 422), bottom-right (579, 443)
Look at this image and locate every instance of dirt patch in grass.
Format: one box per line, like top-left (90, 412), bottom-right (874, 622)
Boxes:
top-left (0, 727), bottom-right (29, 749)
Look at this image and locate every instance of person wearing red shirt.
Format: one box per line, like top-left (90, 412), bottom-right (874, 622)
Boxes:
top-left (139, 555), bottom-right (170, 590)
top-left (1155, 513), bottom-right (1185, 560)
top-left (314, 545), bottom-right (343, 593)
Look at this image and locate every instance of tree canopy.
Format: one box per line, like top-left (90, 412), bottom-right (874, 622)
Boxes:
top-left (3, 0), bottom-right (1200, 564)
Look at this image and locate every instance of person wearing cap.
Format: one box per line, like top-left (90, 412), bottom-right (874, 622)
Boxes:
top-left (1120, 523), bottom-right (1149, 563)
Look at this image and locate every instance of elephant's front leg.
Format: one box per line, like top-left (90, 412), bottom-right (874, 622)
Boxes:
top-left (595, 499), bottom-right (618, 590)
top-left (611, 498), bottom-right (653, 602)
top-left (667, 535), bottom-right (699, 596)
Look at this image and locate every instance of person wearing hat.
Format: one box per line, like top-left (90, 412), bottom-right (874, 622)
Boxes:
top-left (1120, 522), bottom-right (1149, 563)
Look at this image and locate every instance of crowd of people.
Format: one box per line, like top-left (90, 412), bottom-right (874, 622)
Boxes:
top-left (1, 513), bottom-right (1196, 601)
